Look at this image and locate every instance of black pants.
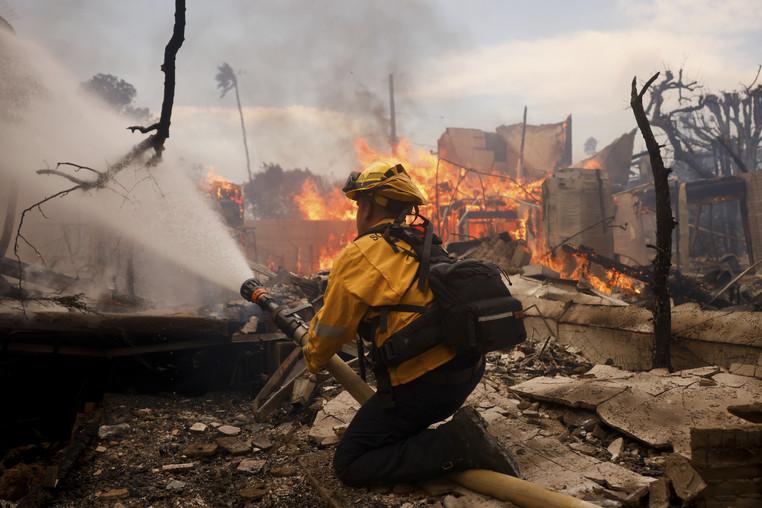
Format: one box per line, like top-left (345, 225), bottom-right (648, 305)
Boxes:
top-left (333, 356), bottom-right (485, 486)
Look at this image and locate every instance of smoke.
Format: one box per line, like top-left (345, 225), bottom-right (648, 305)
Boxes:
top-left (9, 0), bottom-right (459, 179)
top-left (0, 29), bottom-right (252, 306)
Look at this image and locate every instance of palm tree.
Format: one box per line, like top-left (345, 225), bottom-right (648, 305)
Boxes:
top-left (216, 62), bottom-right (252, 183)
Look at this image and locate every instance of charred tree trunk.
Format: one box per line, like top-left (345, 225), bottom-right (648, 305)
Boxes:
top-left (233, 82), bottom-right (253, 183)
top-left (631, 73), bottom-right (675, 370)
top-left (151, 0), bottom-right (186, 158)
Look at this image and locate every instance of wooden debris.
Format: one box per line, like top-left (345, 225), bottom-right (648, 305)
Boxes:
top-left (161, 462), bottom-right (195, 471)
top-left (255, 360), bottom-right (308, 421)
top-left (251, 345), bottom-right (302, 412)
top-left (99, 487), bottom-right (129, 499)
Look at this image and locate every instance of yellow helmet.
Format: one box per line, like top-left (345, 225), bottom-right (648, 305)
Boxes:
top-left (342, 159), bottom-right (427, 207)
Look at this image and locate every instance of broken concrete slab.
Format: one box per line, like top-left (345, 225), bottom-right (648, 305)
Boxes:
top-left (513, 367), bottom-right (760, 457)
top-left (488, 412), bottom-right (654, 501)
top-left (237, 458), bottom-right (266, 474)
top-left (509, 376), bottom-right (627, 410)
top-left (189, 422), bottom-right (207, 433)
top-left (663, 453), bottom-right (706, 502)
top-left (217, 425), bottom-right (241, 436)
top-left (182, 442), bottom-right (218, 458)
top-left (308, 390), bottom-right (360, 446)
top-left (600, 383), bottom-right (754, 456)
top-left (215, 437), bottom-right (251, 456)
top-left (607, 438), bottom-right (624, 461)
top-left (251, 436), bottom-right (273, 451)
top-left (647, 478), bottom-right (670, 508)
top-left (291, 375), bottom-right (317, 405)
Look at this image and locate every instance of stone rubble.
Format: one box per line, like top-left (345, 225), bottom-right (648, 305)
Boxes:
top-left (20, 335), bottom-right (761, 508)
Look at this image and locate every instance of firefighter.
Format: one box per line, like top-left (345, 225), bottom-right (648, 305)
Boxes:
top-left (302, 159), bottom-right (520, 486)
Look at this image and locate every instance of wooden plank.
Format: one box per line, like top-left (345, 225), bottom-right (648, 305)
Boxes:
top-left (231, 332), bottom-right (287, 343)
top-left (251, 345), bottom-right (302, 411)
top-left (254, 361), bottom-right (308, 421)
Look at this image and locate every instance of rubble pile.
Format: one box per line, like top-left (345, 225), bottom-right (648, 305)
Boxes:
top-left (3, 329), bottom-right (761, 507)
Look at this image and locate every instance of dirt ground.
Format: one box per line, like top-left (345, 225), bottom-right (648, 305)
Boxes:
top-left (51, 391), bottom-right (484, 508)
top-left (46, 339), bottom-right (669, 507)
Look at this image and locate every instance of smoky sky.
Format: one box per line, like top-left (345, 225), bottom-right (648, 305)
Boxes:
top-left (8, 0), bottom-right (462, 143)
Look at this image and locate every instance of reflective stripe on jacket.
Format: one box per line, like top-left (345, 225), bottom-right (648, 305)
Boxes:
top-left (303, 219), bottom-right (455, 386)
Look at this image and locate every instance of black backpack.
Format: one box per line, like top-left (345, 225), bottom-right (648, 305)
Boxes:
top-left (358, 218), bottom-right (527, 367)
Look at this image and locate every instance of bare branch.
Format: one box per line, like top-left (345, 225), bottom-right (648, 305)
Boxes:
top-left (55, 162), bottom-right (103, 175)
top-left (126, 122), bottom-right (159, 134)
top-left (743, 64), bottom-right (762, 92)
top-left (13, 185), bottom-right (81, 299)
top-left (35, 169), bottom-right (90, 186)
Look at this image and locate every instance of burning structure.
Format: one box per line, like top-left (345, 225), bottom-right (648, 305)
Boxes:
top-left (201, 168), bottom-right (245, 228)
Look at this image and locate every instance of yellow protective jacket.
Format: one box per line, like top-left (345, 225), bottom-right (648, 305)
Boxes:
top-left (303, 219), bottom-right (455, 386)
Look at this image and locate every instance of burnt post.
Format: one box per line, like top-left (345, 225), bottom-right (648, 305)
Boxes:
top-left (388, 73), bottom-right (398, 153)
top-left (631, 72), bottom-right (675, 370)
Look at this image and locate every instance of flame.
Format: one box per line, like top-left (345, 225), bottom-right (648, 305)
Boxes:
top-left (534, 250), bottom-right (642, 295)
top-left (289, 137), bottom-right (641, 296)
top-left (289, 137), bottom-right (545, 271)
top-left (579, 158), bottom-right (603, 170)
top-left (293, 179), bottom-right (355, 221)
top-left (354, 138), bottom-right (542, 243)
top-left (318, 231), bottom-right (355, 271)
top-left (201, 167), bottom-right (244, 220)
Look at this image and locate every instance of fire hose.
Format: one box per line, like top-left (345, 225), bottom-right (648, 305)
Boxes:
top-left (241, 278), bottom-right (598, 508)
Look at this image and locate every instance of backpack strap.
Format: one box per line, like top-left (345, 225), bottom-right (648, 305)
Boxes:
top-left (418, 219), bottom-right (434, 292)
top-left (365, 304), bottom-right (430, 336)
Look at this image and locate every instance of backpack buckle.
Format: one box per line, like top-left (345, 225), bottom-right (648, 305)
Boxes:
top-left (380, 340), bottom-right (400, 364)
